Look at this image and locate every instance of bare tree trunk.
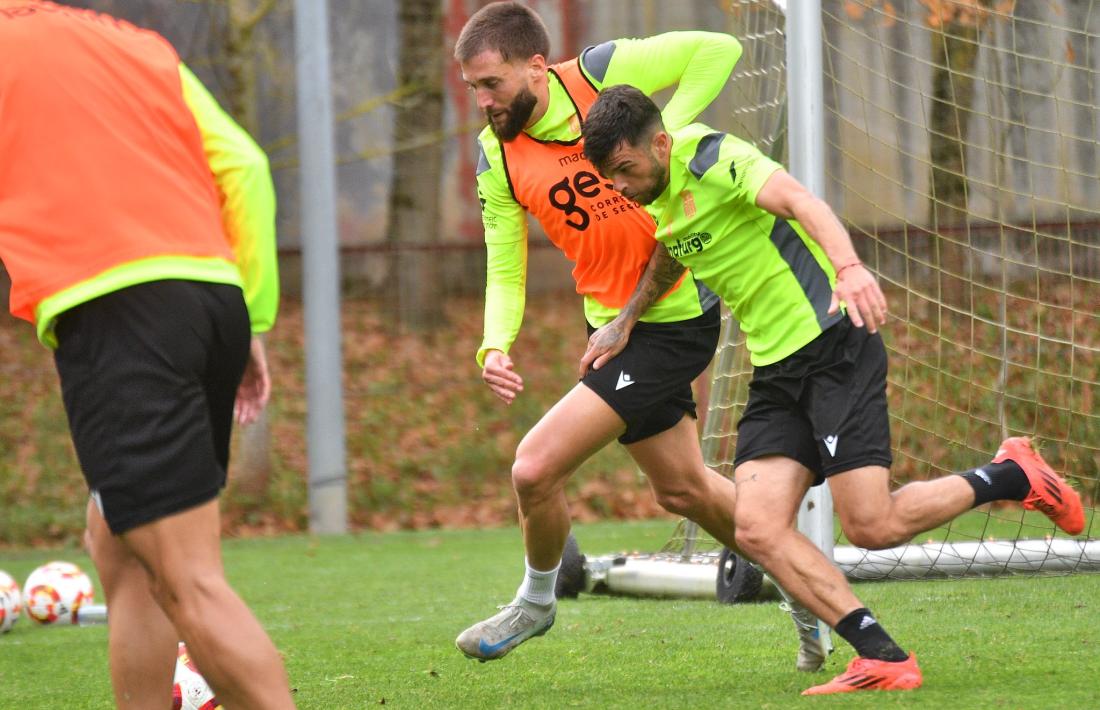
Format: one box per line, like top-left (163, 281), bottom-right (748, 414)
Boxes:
top-left (222, 0), bottom-right (278, 496)
top-left (386, 0), bottom-right (445, 330)
top-left (223, 0), bottom-right (275, 137)
top-left (928, 12), bottom-right (984, 308)
top-left (929, 19), bottom-right (980, 229)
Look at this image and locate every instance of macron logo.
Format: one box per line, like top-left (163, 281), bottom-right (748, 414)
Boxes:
top-left (824, 435), bottom-right (839, 457)
top-left (616, 371), bottom-right (635, 391)
top-left (974, 467), bottom-right (992, 486)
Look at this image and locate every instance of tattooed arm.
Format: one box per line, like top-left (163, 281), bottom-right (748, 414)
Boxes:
top-left (578, 242), bottom-right (687, 377)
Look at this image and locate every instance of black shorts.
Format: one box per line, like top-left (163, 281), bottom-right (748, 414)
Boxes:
top-left (734, 317), bottom-right (892, 484)
top-left (53, 280), bottom-right (251, 534)
top-left (583, 304), bottom-right (719, 444)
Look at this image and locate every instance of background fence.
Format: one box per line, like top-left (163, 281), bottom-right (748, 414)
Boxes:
top-left (0, 0), bottom-right (1096, 546)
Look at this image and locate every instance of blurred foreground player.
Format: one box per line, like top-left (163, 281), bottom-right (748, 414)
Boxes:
top-left (0, 3), bottom-right (294, 708)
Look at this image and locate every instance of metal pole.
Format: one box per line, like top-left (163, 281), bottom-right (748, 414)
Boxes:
top-left (294, 0), bottom-right (347, 534)
top-left (786, 0), bottom-right (833, 648)
top-left (786, 0), bottom-right (832, 559)
top-left (787, 1), bottom-right (827, 198)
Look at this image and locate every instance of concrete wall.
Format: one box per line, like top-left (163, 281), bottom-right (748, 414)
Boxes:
top-left (63, 0), bottom-right (1100, 287)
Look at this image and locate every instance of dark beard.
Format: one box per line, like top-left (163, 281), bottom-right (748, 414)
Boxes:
top-left (633, 159), bottom-right (669, 205)
top-left (488, 88), bottom-right (537, 141)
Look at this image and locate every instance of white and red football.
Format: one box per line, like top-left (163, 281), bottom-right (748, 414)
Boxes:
top-left (22, 561), bottom-right (95, 625)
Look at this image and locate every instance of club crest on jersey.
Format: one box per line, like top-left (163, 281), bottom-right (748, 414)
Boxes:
top-left (667, 231), bottom-right (712, 259)
top-left (680, 189), bottom-right (696, 218)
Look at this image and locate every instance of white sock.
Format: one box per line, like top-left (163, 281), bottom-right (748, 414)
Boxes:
top-left (516, 558), bottom-right (560, 607)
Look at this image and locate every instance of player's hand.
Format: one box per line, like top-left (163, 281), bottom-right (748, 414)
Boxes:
top-left (829, 262), bottom-right (887, 333)
top-left (235, 335), bottom-right (271, 426)
top-left (483, 349), bottom-right (523, 404)
top-left (579, 317), bottom-right (630, 378)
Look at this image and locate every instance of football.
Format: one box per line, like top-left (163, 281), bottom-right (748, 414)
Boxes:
top-left (0, 588), bottom-right (18, 633)
top-left (0, 569), bottom-right (21, 627)
top-left (173, 642), bottom-right (222, 710)
top-left (22, 561), bottom-right (95, 625)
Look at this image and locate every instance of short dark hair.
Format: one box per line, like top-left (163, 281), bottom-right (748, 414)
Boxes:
top-left (582, 85), bottom-right (665, 173)
top-left (454, 1), bottom-right (551, 63)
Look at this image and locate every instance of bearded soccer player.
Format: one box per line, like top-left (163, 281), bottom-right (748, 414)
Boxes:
top-left (580, 83), bottom-right (1085, 696)
top-left (452, 2), bottom-right (831, 672)
top-left (0, 4), bottom-right (294, 708)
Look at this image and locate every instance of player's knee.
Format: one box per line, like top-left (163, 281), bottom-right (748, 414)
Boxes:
top-left (651, 480), bottom-right (705, 518)
top-left (733, 520), bottom-right (778, 561)
top-left (653, 488), bottom-right (692, 517)
top-left (511, 456), bottom-right (557, 503)
top-left (842, 522), bottom-right (903, 550)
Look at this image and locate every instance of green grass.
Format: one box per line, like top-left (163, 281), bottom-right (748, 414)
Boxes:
top-left (2, 520), bottom-right (1099, 708)
top-left (6, 290), bottom-right (1096, 545)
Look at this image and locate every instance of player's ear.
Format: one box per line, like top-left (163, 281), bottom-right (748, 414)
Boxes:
top-left (527, 54), bottom-right (547, 78)
top-left (652, 130), bottom-right (672, 162)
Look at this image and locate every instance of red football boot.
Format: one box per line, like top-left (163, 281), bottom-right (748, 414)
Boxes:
top-left (802, 653), bottom-right (922, 695)
top-left (994, 437), bottom-right (1084, 535)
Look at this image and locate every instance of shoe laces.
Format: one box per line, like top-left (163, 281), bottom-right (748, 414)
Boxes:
top-left (494, 604), bottom-right (530, 628)
top-left (1023, 491), bottom-right (1058, 516)
top-left (779, 601), bottom-right (820, 634)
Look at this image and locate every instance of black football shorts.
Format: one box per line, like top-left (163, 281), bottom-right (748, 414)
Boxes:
top-left (583, 304), bottom-right (719, 444)
top-left (53, 280), bottom-right (251, 534)
top-left (734, 316), bottom-right (893, 484)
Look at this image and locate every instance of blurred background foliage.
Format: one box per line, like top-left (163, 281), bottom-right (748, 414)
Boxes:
top-left (1, 1), bottom-right (1096, 545)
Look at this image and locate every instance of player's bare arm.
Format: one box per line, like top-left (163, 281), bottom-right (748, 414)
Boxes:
top-left (754, 170), bottom-right (887, 333)
top-left (483, 348), bottom-right (524, 404)
top-left (578, 242), bottom-right (686, 376)
top-left (235, 336), bottom-right (271, 426)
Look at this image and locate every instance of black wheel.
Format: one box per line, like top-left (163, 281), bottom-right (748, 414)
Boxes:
top-left (555, 533), bottom-right (587, 599)
top-left (715, 546), bottom-right (763, 604)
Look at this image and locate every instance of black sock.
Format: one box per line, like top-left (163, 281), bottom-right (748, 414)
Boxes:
top-left (834, 607), bottom-right (908, 662)
top-left (960, 461), bottom-right (1029, 507)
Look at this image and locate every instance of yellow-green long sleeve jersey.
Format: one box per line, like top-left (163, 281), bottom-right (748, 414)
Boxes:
top-left (474, 31), bottom-right (742, 365)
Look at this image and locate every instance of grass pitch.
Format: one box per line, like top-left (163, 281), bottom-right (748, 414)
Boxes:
top-left (1, 520), bottom-right (1098, 708)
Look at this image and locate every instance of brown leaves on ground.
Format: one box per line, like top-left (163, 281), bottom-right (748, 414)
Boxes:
top-left (219, 292), bottom-right (675, 537)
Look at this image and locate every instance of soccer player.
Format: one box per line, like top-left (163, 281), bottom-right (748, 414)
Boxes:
top-left (0, 4), bottom-right (295, 709)
top-left (580, 83), bottom-right (1086, 695)
top-left (451, 2), bottom-right (839, 669)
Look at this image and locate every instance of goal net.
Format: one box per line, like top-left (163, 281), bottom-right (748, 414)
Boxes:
top-left (663, 0), bottom-right (1100, 582)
